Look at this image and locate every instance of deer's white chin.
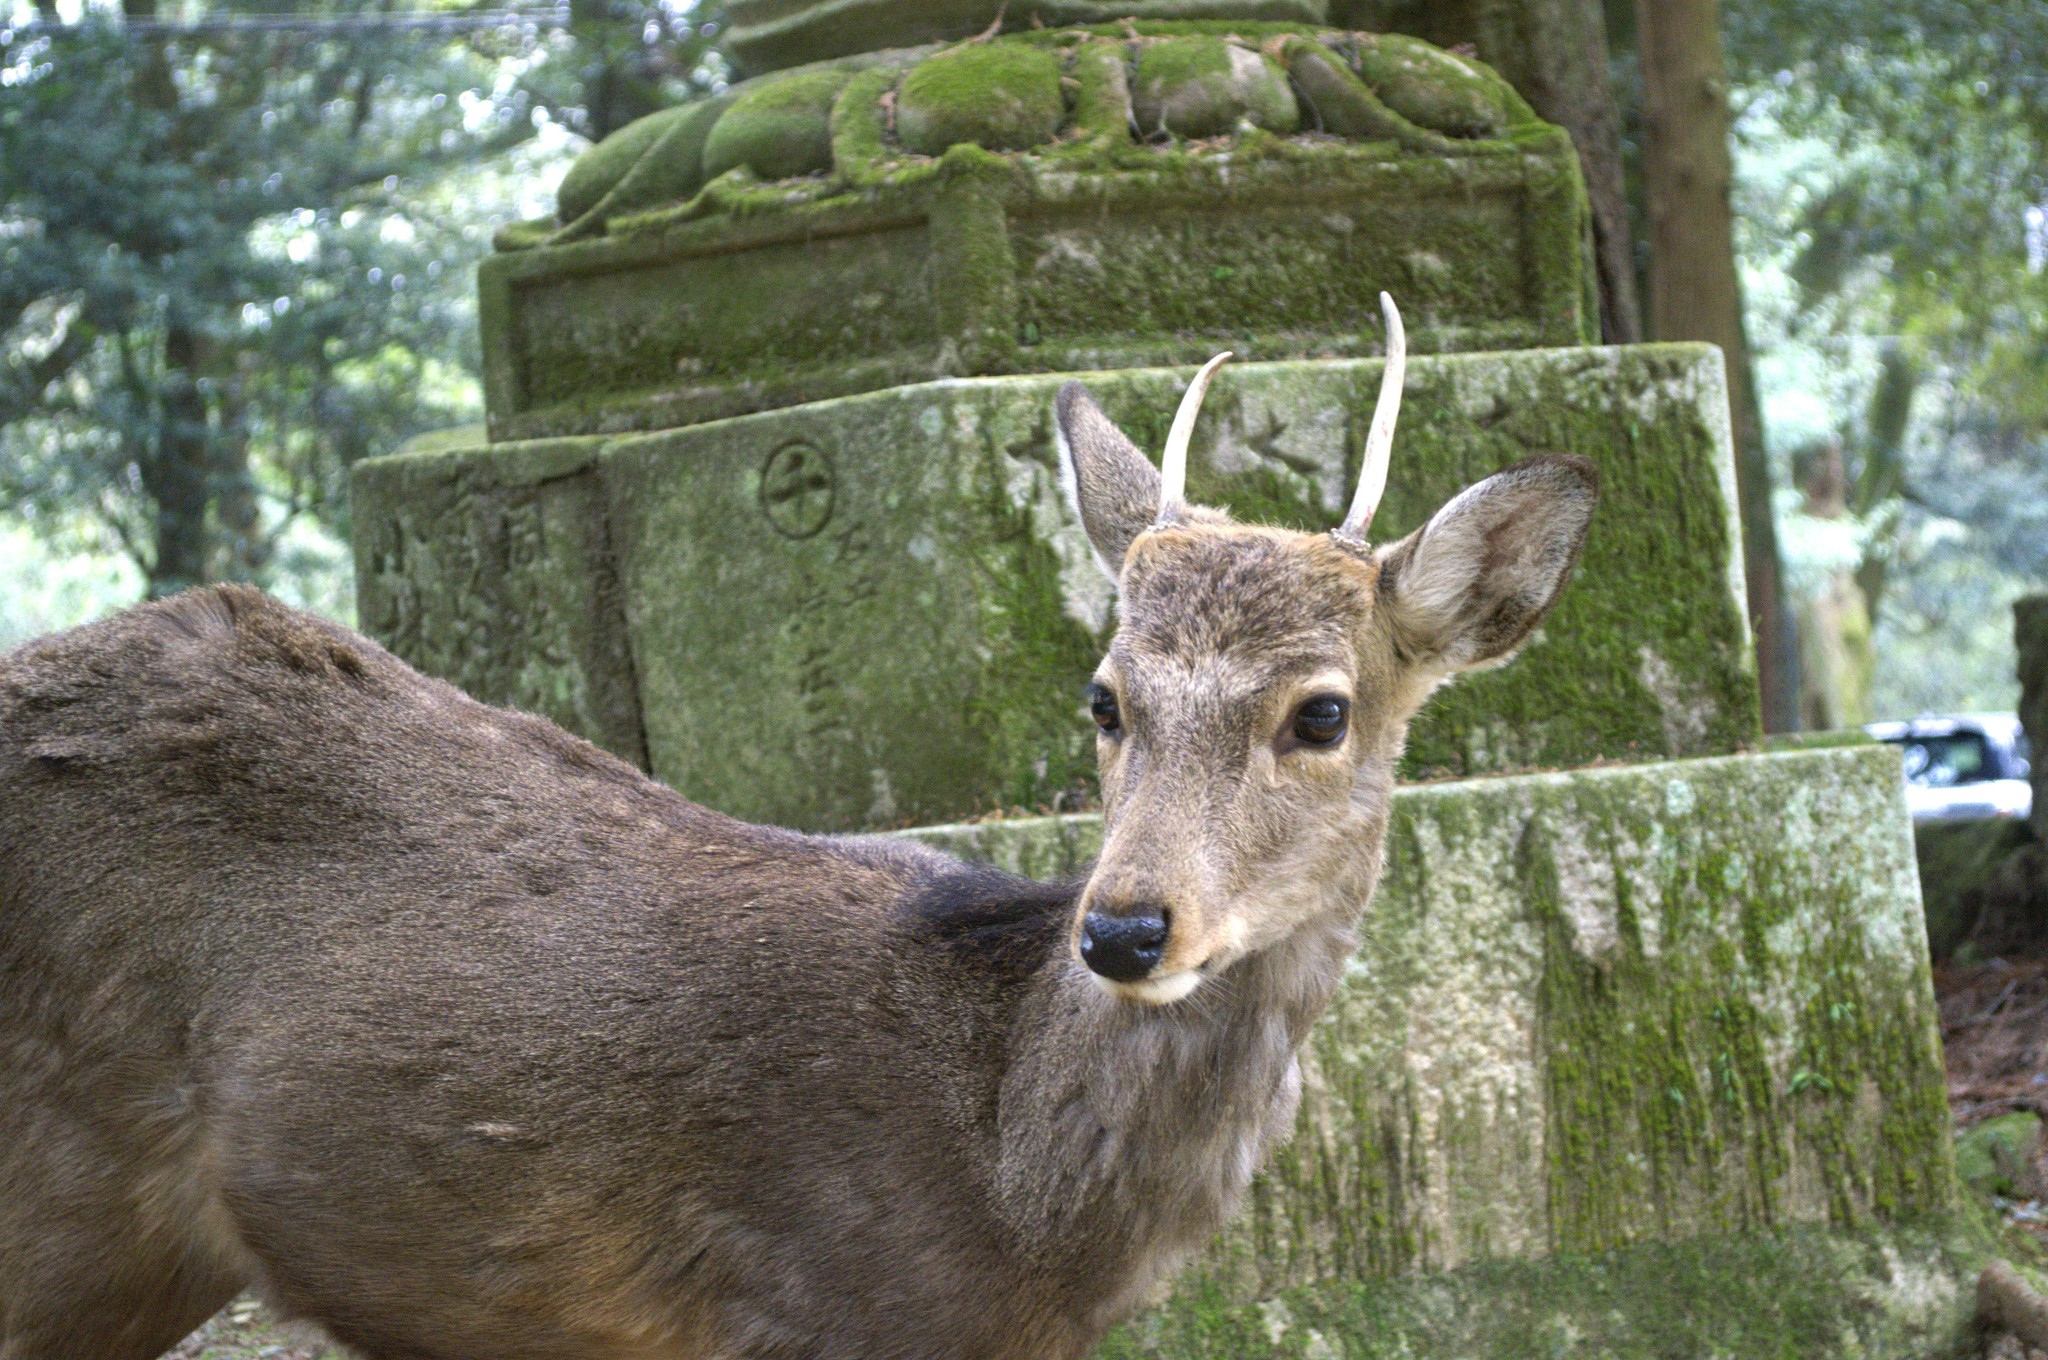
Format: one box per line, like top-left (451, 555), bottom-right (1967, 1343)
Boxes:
top-left (1093, 969), bottom-right (1204, 1006)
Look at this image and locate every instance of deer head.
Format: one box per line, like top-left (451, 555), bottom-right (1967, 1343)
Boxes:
top-left (1054, 296), bottom-right (1597, 1005)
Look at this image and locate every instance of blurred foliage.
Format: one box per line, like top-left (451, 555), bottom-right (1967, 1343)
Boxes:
top-left (1724, 1), bottom-right (2048, 716)
top-left (0, 0), bottom-right (721, 619)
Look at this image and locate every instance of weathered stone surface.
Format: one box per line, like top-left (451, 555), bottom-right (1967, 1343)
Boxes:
top-left (352, 345), bottom-right (1759, 828)
top-left (1097, 1221), bottom-right (1986, 1358)
top-left (350, 437), bottom-right (648, 768)
top-left (895, 43), bottom-right (1066, 156)
top-left (486, 31), bottom-right (1585, 439)
top-left (724, 0), bottom-right (1330, 73)
top-left (906, 747), bottom-right (1972, 1357)
top-left (1132, 37), bottom-right (1301, 138)
top-left (700, 67), bottom-right (850, 181)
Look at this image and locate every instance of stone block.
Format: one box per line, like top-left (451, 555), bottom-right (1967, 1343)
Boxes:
top-left (350, 436), bottom-right (649, 768)
top-left (724, 0), bottom-right (1332, 74)
top-left (481, 119), bottom-right (1591, 440)
top-left (353, 345), bottom-right (1759, 830)
top-left (905, 746), bottom-right (1973, 1356)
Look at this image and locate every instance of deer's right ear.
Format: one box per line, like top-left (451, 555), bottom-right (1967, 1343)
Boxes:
top-left (1056, 382), bottom-right (1160, 581)
top-left (1374, 455), bottom-right (1598, 674)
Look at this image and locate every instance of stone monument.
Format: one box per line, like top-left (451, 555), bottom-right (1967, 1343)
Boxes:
top-left (350, 5), bottom-right (1983, 1352)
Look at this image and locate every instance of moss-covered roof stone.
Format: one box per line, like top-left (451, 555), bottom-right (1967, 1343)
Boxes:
top-left (895, 42), bottom-right (1066, 156)
top-left (724, 0), bottom-right (1330, 73)
top-left (701, 67), bottom-right (851, 182)
top-left (1352, 31), bottom-right (1513, 138)
top-left (1132, 37), bottom-right (1301, 139)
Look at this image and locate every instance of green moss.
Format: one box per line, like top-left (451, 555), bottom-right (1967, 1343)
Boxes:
top-left (1281, 36), bottom-right (1457, 153)
top-left (1099, 1219), bottom-right (1988, 1359)
top-left (828, 65), bottom-right (901, 185)
top-left (896, 42), bottom-right (1066, 156)
top-left (722, 2), bottom-right (1332, 73)
top-left (1132, 37), bottom-right (1300, 139)
top-left (558, 104), bottom-right (685, 222)
top-left (702, 68), bottom-right (852, 181)
top-left (1065, 37), bottom-right (1134, 150)
top-left (551, 95), bottom-right (735, 244)
top-left (1957, 1113), bottom-right (2041, 1199)
top-left (890, 751), bottom-right (1976, 1358)
top-left (1349, 31), bottom-right (1513, 138)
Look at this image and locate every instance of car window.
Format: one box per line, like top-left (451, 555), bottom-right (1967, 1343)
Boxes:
top-left (1894, 732), bottom-right (1994, 786)
top-left (2017, 731), bottom-right (2032, 779)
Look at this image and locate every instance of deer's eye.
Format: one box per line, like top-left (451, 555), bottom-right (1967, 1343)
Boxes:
top-left (1292, 695), bottom-right (1349, 748)
top-left (1087, 683), bottom-right (1121, 735)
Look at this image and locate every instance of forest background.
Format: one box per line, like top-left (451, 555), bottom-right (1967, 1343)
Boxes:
top-left (1, 0), bottom-right (2042, 730)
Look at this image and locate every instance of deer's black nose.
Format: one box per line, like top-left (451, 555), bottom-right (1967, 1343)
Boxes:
top-left (1079, 911), bottom-right (1169, 983)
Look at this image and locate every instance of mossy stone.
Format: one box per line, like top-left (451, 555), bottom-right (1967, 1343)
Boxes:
top-left (895, 42), bottom-right (1066, 156)
top-left (558, 104), bottom-right (686, 222)
top-left (369, 348), bottom-right (1756, 825)
top-left (1352, 31), bottom-right (1510, 139)
top-left (702, 69), bottom-right (852, 182)
top-left (907, 745), bottom-right (1959, 1309)
top-left (1132, 37), bottom-right (1300, 139)
top-left (724, 0), bottom-right (1331, 73)
top-left (556, 95), bottom-right (732, 232)
top-left (1956, 1111), bottom-right (2041, 1198)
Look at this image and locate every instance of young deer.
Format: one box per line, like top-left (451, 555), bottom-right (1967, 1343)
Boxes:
top-left (0, 298), bottom-right (1594, 1360)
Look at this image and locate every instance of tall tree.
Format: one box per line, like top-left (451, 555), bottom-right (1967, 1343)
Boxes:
top-left (1725, 0), bottom-right (2048, 716)
top-left (1635, 0), bottom-right (1797, 731)
top-left (0, 2), bottom-right (724, 602)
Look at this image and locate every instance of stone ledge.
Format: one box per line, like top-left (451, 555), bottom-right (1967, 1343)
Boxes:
top-left (903, 746), bottom-right (1958, 1328)
top-left (1097, 1217), bottom-right (1989, 1359)
top-left (356, 346), bottom-right (1759, 830)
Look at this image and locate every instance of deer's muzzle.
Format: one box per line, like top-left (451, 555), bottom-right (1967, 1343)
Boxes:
top-left (1078, 910), bottom-right (1170, 983)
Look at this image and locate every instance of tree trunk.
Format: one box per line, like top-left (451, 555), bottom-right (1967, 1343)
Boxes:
top-left (1343, 0), bottom-right (1643, 343)
top-left (2017, 596), bottom-right (2048, 847)
top-left (124, 0), bottom-right (221, 599)
top-left (1635, 0), bottom-right (1797, 732)
top-left (145, 323), bottom-right (215, 598)
top-left (1852, 344), bottom-right (1916, 621)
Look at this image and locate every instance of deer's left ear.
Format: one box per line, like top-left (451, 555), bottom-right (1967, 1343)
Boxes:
top-left (1375, 456), bottom-right (1598, 673)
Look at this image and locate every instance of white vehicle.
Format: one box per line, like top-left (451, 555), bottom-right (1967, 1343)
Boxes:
top-left (1865, 713), bottom-right (2033, 823)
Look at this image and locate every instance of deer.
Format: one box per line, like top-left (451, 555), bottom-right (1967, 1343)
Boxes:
top-left (0, 296), bottom-right (1595, 1360)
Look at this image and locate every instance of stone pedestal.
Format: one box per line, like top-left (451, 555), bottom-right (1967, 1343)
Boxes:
top-left (909, 747), bottom-right (1977, 1354)
top-left (355, 345), bottom-right (1757, 830)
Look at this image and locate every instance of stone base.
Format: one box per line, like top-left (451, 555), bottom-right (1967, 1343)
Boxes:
top-left (1099, 1219), bottom-right (1988, 1360)
top-left (905, 747), bottom-right (1968, 1355)
top-left (353, 345), bottom-right (1759, 832)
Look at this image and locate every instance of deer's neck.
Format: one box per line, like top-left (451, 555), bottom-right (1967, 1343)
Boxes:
top-left (994, 885), bottom-right (1364, 1325)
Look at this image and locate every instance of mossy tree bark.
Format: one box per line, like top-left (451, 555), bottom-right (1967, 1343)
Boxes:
top-left (1352, 0), bottom-right (1642, 344)
top-left (2018, 595), bottom-right (2048, 846)
top-left (1635, 0), bottom-right (1796, 732)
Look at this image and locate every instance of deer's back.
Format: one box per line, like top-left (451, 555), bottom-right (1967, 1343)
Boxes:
top-left (0, 587), bottom-right (1081, 1358)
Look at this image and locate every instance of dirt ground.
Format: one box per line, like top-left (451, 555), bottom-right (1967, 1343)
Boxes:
top-left (165, 1295), bottom-right (342, 1360)
top-left (1941, 956), bottom-right (2048, 1128)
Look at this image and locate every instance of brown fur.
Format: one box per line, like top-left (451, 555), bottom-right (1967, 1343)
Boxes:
top-left (0, 389), bottom-right (1594, 1360)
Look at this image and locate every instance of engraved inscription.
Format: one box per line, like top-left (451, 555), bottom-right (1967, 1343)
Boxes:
top-left (760, 442), bottom-right (836, 539)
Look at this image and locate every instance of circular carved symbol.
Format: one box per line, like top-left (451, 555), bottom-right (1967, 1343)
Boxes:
top-left (760, 443), bottom-right (836, 540)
